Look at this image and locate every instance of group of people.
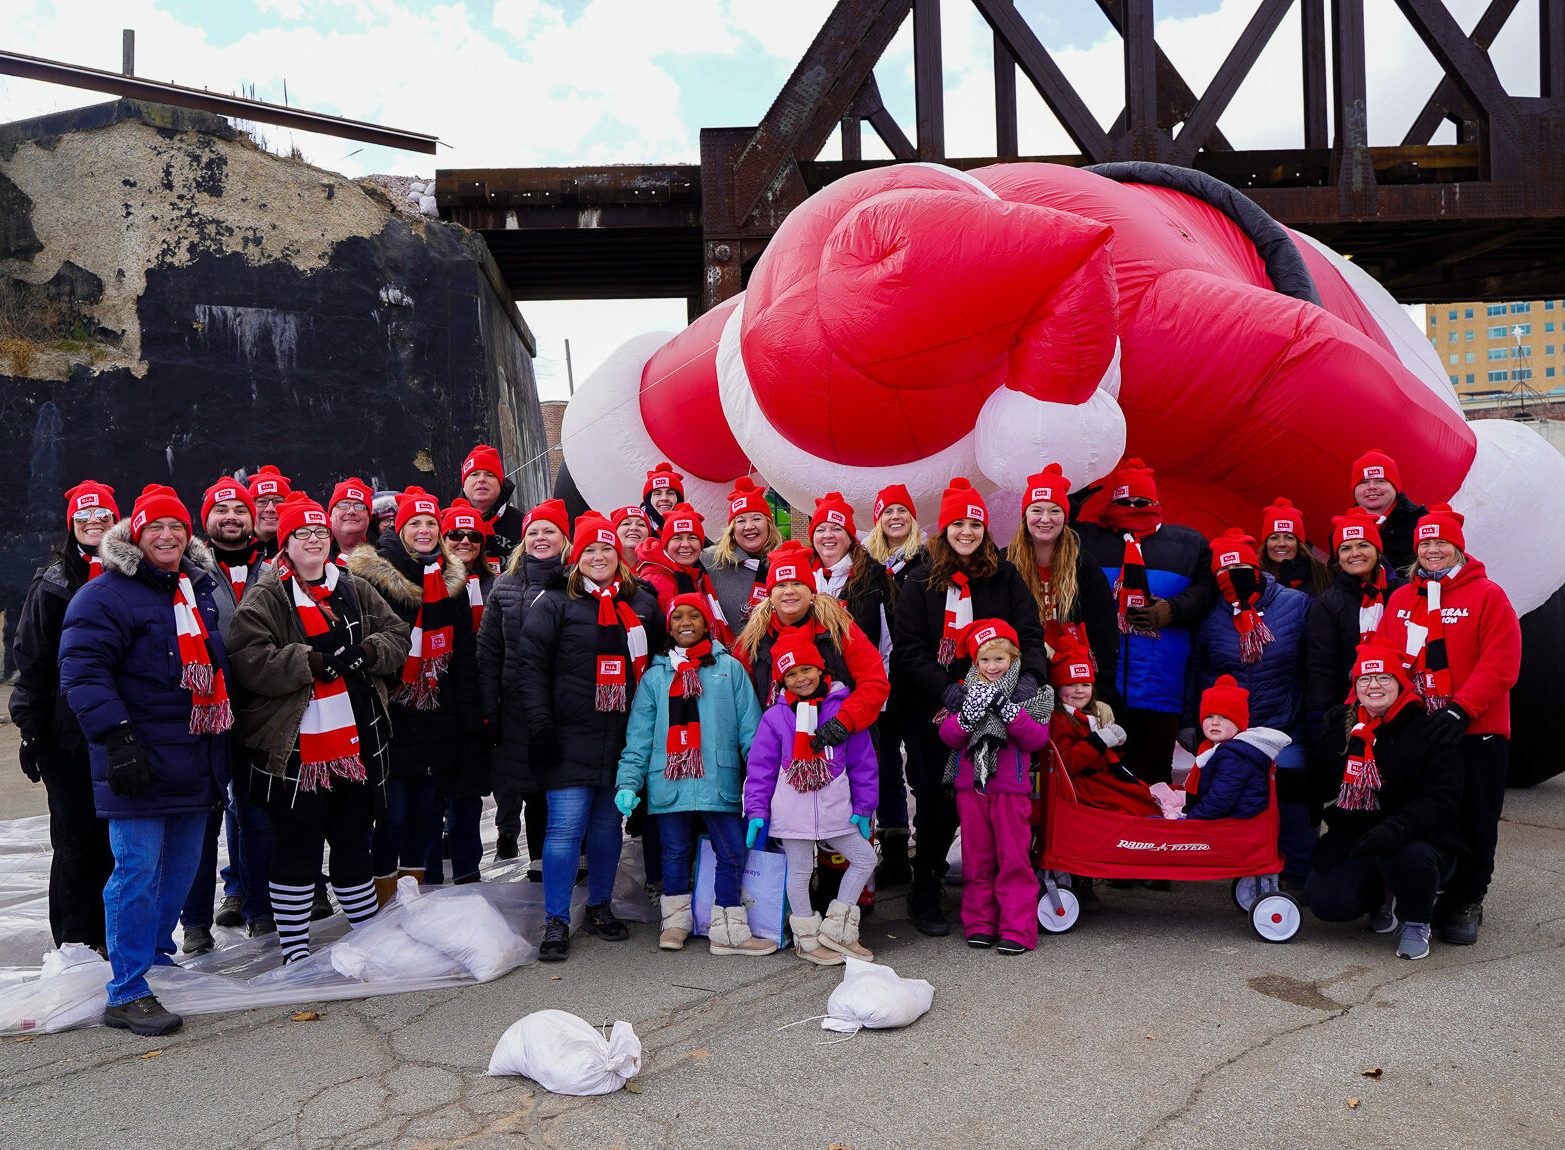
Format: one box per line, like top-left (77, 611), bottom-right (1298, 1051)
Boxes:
top-left (9, 439), bottom-right (1522, 1036)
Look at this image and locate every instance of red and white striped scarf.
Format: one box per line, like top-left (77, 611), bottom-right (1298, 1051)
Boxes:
top-left (173, 572), bottom-right (233, 734)
top-left (938, 571), bottom-right (973, 666)
top-left (588, 579), bottom-right (649, 712)
top-left (80, 546), bottom-right (103, 582)
top-left (284, 565), bottom-right (366, 792)
top-left (394, 559), bottom-right (453, 711)
top-left (783, 687), bottom-right (832, 792)
top-left (1406, 571), bottom-right (1454, 711)
top-left (1338, 692), bottom-right (1417, 811)
top-left (218, 561), bottom-right (250, 602)
top-left (664, 641), bottom-right (710, 780)
top-left (465, 572), bottom-right (484, 631)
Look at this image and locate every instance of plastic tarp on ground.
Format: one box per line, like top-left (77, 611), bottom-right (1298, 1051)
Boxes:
top-left (0, 804), bottom-right (658, 1034)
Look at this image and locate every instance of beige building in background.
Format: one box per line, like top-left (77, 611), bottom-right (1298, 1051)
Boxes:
top-left (1427, 300), bottom-right (1565, 404)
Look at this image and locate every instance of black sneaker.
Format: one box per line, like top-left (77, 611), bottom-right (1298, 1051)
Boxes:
top-left (966, 933), bottom-right (996, 949)
top-left (1441, 901), bottom-right (1483, 946)
top-left (538, 916), bottom-right (570, 962)
top-left (247, 916), bottom-right (277, 938)
top-left (996, 938), bottom-right (1029, 955)
top-left (583, 902), bottom-right (629, 941)
top-left (103, 994), bottom-right (182, 1036)
top-left (495, 832), bottom-right (519, 861)
top-left (214, 895), bottom-right (245, 928)
top-left (908, 873), bottom-right (950, 937)
top-left (180, 925), bottom-right (215, 955)
top-left (311, 890), bottom-right (334, 921)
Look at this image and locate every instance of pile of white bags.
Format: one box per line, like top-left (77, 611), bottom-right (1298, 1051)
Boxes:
top-left (331, 877), bottom-right (528, 983)
top-left (488, 1010), bottom-right (642, 1095)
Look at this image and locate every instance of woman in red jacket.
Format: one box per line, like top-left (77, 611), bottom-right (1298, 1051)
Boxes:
top-left (1374, 504), bottom-right (1520, 947)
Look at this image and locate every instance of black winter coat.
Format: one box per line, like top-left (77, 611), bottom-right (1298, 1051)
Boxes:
top-left (518, 579), bottom-right (666, 791)
top-left (892, 558), bottom-right (1049, 712)
top-left (9, 542), bottom-right (92, 757)
top-left (1308, 701), bottom-right (1464, 872)
top-left (1303, 564), bottom-right (1405, 726)
top-left (1376, 492), bottom-right (1429, 576)
top-left (476, 554), bottom-right (565, 794)
top-left (346, 533), bottom-right (484, 792)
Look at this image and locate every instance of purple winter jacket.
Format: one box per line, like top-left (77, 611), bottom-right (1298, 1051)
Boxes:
top-left (745, 682), bottom-right (878, 839)
top-left (938, 707), bottom-right (1051, 795)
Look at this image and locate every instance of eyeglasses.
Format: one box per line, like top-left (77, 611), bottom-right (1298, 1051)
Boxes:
top-left (290, 527), bottom-right (332, 541)
top-left (72, 509), bottom-right (115, 524)
top-left (445, 530), bottom-right (484, 544)
top-left (255, 495), bottom-right (285, 508)
top-left (1354, 673), bottom-right (1399, 687)
top-left (334, 500), bottom-right (367, 513)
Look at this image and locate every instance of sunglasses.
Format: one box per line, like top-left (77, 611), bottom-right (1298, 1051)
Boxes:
top-left (1114, 497), bottom-right (1154, 508)
top-left (72, 509), bottom-right (115, 524)
top-left (445, 530), bottom-right (485, 544)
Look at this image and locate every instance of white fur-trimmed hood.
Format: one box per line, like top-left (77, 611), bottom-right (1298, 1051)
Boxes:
top-left (98, 518), bottom-right (215, 578)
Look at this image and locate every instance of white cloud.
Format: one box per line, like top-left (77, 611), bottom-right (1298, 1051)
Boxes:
top-left (525, 297), bottom-right (688, 402)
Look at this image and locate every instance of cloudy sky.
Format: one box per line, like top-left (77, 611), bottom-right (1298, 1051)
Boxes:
top-left (4, 0), bottom-right (1540, 396)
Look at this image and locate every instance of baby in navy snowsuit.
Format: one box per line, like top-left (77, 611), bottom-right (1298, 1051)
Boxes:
top-left (1183, 675), bottom-right (1291, 820)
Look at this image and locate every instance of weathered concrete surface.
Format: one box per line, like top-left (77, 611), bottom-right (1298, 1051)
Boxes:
top-left (0, 777), bottom-right (1560, 1150)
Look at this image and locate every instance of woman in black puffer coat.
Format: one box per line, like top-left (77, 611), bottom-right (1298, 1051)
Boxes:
top-left (518, 514), bottom-right (665, 960)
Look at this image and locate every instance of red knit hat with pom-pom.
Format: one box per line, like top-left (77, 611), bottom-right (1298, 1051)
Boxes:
top-left (937, 477), bottom-right (988, 532)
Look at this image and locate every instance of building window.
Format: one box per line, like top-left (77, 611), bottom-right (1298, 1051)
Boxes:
top-left (1516, 324), bottom-right (1532, 335)
top-left (1488, 304), bottom-right (1506, 315)
top-left (1466, 374), bottom-right (1475, 384)
top-left (1488, 370), bottom-right (1509, 382)
top-left (1465, 308), bottom-right (1475, 319)
top-left (1487, 325), bottom-right (1508, 337)
top-left (1511, 302), bottom-right (1531, 313)
top-left (1448, 310), bottom-right (1458, 321)
top-left (1549, 367), bottom-right (1558, 379)
top-left (1548, 301), bottom-right (1556, 311)
top-left (1448, 353), bottom-right (1458, 365)
top-left (1514, 368), bottom-right (1533, 380)
top-left (1513, 345), bottom-right (1532, 358)
top-left (1548, 345), bottom-right (1556, 356)
top-left (1465, 351), bottom-right (1476, 363)
top-left (1447, 331), bottom-right (1456, 342)
top-left (1488, 348), bottom-right (1508, 360)
top-left (1548, 322), bottom-right (1556, 333)
top-left (1449, 375), bottom-right (1459, 385)
top-left (1465, 331), bottom-right (1474, 341)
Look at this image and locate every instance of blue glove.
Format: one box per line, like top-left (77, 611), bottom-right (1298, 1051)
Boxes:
top-left (613, 789), bottom-right (640, 817)
top-left (746, 817), bottom-right (768, 849)
top-left (850, 814), bottom-right (873, 841)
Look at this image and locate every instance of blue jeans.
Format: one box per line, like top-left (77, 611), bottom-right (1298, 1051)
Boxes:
top-left (424, 797), bottom-right (483, 883)
top-left (543, 786), bottom-right (622, 919)
top-left (179, 807), bottom-right (226, 929)
top-left (104, 812), bottom-right (207, 1006)
top-left (220, 804), bottom-right (241, 898)
top-left (657, 811), bottom-right (747, 905)
top-left (373, 776), bottom-right (441, 876)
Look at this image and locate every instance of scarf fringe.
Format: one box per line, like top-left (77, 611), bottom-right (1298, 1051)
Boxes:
top-left (663, 748), bottom-right (705, 781)
top-left (189, 699), bottom-right (233, 735)
top-left (391, 653), bottom-right (449, 711)
top-left (784, 756), bottom-right (833, 793)
top-left (1421, 692), bottom-right (1452, 713)
top-left (181, 661), bottom-right (215, 695)
top-left (595, 683), bottom-right (628, 713)
top-left (937, 636), bottom-right (957, 666)
top-left (298, 753), bottom-right (368, 793)
top-left (677, 665), bottom-right (702, 699)
top-left (1237, 616), bottom-right (1275, 664)
top-left (1111, 575), bottom-right (1161, 639)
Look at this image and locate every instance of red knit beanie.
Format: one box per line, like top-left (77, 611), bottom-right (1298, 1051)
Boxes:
top-left (937, 477), bottom-right (988, 532)
top-left (276, 493), bottom-right (329, 544)
top-left (611, 505), bottom-right (648, 532)
top-left (642, 461), bottom-right (685, 499)
top-left (570, 513), bottom-right (619, 563)
top-left (1106, 457), bottom-right (1158, 503)
top-left (1022, 463), bottom-right (1071, 510)
top-left (394, 486), bottom-right (442, 535)
top-left (764, 541), bottom-right (815, 591)
top-left (461, 444), bottom-right (504, 483)
top-left (772, 629), bottom-right (825, 682)
top-left (962, 618), bottom-right (1019, 661)
top-left (808, 492), bottom-right (856, 540)
top-left (1351, 449), bottom-right (1402, 493)
top-left (524, 498), bottom-right (571, 538)
top-left (129, 484), bottom-right (191, 541)
top-left (1200, 675), bottom-right (1249, 729)
top-left (1415, 503), bottom-right (1465, 551)
top-left (665, 591), bottom-right (712, 630)
top-left (1351, 641), bottom-right (1412, 693)
top-left (201, 478), bottom-right (255, 525)
top-left (65, 480), bottom-right (118, 522)
top-left (248, 464), bottom-right (291, 501)
top-left (873, 484), bottom-right (914, 523)
top-left (1048, 640), bottom-right (1096, 687)
top-left (727, 477), bottom-right (771, 521)
top-left (660, 502), bottom-right (705, 547)
top-left (1210, 528), bottom-right (1259, 573)
top-left (1261, 497), bottom-right (1305, 545)
top-left (1331, 507), bottom-right (1383, 553)
top-left (329, 477), bottom-right (373, 513)
top-left (442, 498), bottom-right (491, 537)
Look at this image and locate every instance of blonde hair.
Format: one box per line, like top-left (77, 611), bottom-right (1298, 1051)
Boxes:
top-left (734, 591), bottom-right (854, 664)
top-left (1007, 522), bottom-right (1081, 624)
top-left (864, 517), bottom-right (923, 566)
top-left (710, 517), bottom-right (782, 567)
top-left (398, 521), bottom-right (453, 567)
top-left (977, 637), bottom-right (1021, 661)
top-left (567, 557), bottom-right (637, 598)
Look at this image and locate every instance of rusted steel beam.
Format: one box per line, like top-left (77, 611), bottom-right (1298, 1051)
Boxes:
top-left (1402, 0), bottom-right (1518, 145)
top-left (1171, 0), bottom-right (1294, 165)
top-left (1330, 0), bottom-right (1375, 207)
top-left (847, 74), bottom-right (918, 160)
top-left (1121, 0), bottom-right (1157, 142)
top-left (993, 31), bottom-right (1018, 158)
top-left (0, 47), bottom-right (438, 153)
top-left (1301, 0), bottom-right (1328, 149)
top-left (914, 0), bottom-right (945, 160)
top-left (1546, 0), bottom-right (1565, 99)
top-left (1099, 0), bottom-right (1232, 148)
top-left (973, 0), bottom-right (1115, 162)
top-left (840, 117), bottom-right (863, 160)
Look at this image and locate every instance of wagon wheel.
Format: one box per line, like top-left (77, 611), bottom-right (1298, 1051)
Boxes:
top-left (1251, 892), bottom-right (1302, 943)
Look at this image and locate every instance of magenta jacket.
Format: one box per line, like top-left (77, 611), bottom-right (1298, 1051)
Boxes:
top-left (938, 707), bottom-right (1051, 795)
top-left (744, 682), bottom-right (878, 839)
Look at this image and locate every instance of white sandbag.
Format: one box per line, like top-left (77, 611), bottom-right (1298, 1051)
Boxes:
top-left (401, 887), bottom-right (530, 982)
top-left (821, 957), bottom-right (934, 1035)
top-left (330, 922), bottom-right (461, 982)
top-left (487, 1009), bottom-right (641, 1095)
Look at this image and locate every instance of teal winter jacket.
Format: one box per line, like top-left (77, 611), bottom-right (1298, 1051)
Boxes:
top-left (615, 643), bottom-right (763, 814)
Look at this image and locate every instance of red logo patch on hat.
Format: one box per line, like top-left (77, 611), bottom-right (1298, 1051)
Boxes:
top-left (454, 515), bottom-right (476, 529)
top-left (825, 509), bottom-right (846, 527)
top-left (1363, 466), bottom-right (1385, 480)
top-left (595, 528), bottom-right (616, 546)
top-left (1273, 519), bottom-right (1297, 535)
top-left (1416, 523), bottom-right (1439, 540)
top-left (776, 651), bottom-right (797, 672)
top-left (77, 492), bottom-right (101, 508)
top-left (212, 487), bottom-right (238, 503)
top-left (131, 510), bottom-right (148, 533)
top-left (1360, 658), bottom-right (1385, 674)
top-left (774, 563), bottom-right (800, 582)
top-left (1219, 551), bottom-right (1242, 567)
top-left (966, 504), bottom-right (985, 522)
top-left (1341, 525), bottom-right (1365, 541)
top-left (730, 499), bottom-right (746, 515)
top-left (972, 625), bottom-right (999, 648)
top-left (1069, 662), bottom-right (1092, 679)
top-left (651, 476), bottom-right (672, 489)
top-left (671, 517), bottom-right (695, 534)
top-left (303, 510), bottom-right (327, 526)
top-left (345, 487), bottom-right (366, 502)
top-left (1112, 485), bottom-right (1131, 500)
top-left (255, 480), bottom-right (279, 495)
top-left (415, 499), bottom-right (438, 516)
top-left (1027, 487), bottom-right (1048, 504)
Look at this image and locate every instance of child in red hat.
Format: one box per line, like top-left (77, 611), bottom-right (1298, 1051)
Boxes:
top-left (1181, 676), bottom-right (1291, 820)
top-left (1047, 640), bottom-right (1164, 819)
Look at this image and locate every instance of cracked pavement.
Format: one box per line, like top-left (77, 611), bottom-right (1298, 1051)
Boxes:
top-left (1, 776), bottom-right (1561, 1150)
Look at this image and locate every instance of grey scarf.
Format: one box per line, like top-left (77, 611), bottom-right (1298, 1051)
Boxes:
top-left (941, 662), bottom-right (1055, 790)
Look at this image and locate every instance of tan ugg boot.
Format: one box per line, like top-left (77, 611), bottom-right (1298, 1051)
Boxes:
top-left (659, 893), bottom-right (693, 950)
top-left (789, 912), bottom-right (845, 966)
top-left (373, 874), bottom-right (399, 908)
top-left (709, 906), bottom-right (778, 956)
top-left (395, 867), bottom-right (425, 886)
top-left (820, 899), bottom-right (875, 961)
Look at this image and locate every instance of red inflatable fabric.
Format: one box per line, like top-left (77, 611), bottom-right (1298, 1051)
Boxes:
top-left (640, 296), bottom-right (748, 482)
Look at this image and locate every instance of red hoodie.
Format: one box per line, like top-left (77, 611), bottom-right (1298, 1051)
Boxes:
top-left (634, 538), bottom-right (735, 647)
top-left (1375, 556), bottom-right (1521, 737)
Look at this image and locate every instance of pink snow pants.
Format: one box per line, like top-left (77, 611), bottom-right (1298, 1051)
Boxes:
top-left (955, 790), bottom-right (1038, 948)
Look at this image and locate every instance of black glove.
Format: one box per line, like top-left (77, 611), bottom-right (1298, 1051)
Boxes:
top-left (528, 727), bottom-right (559, 767)
top-left (18, 738), bottom-right (43, 784)
top-left (324, 643), bottom-right (369, 679)
top-left (1349, 819), bottom-right (1403, 858)
top-left (940, 680), bottom-right (966, 713)
top-left (810, 717), bottom-right (851, 751)
top-left (102, 727), bottom-right (153, 797)
top-left (1425, 702), bottom-right (1470, 748)
top-left (307, 650), bottom-right (338, 682)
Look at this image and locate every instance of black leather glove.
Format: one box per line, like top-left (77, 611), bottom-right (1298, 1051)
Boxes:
top-left (18, 738), bottom-right (43, 784)
top-left (940, 680), bottom-right (966, 713)
top-left (810, 716), bottom-right (851, 751)
top-left (102, 727), bottom-right (153, 797)
top-left (528, 727), bottom-right (559, 767)
top-left (307, 650), bottom-right (338, 682)
top-left (1349, 819), bottom-right (1402, 858)
top-left (324, 643), bottom-right (369, 679)
top-left (1425, 702), bottom-right (1470, 748)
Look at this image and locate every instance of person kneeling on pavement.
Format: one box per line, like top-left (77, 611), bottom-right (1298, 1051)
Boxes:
top-left (1304, 643), bottom-right (1462, 961)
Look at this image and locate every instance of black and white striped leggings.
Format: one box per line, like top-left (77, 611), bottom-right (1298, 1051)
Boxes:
top-left (268, 777), bottom-right (378, 962)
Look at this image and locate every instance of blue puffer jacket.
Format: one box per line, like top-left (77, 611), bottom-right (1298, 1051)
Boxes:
top-left (1076, 522), bottom-right (1217, 713)
top-left (59, 523), bottom-right (232, 819)
top-left (1189, 574), bottom-right (1311, 761)
top-left (1184, 728), bottom-right (1289, 820)
top-left (615, 643), bottom-right (763, 814)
